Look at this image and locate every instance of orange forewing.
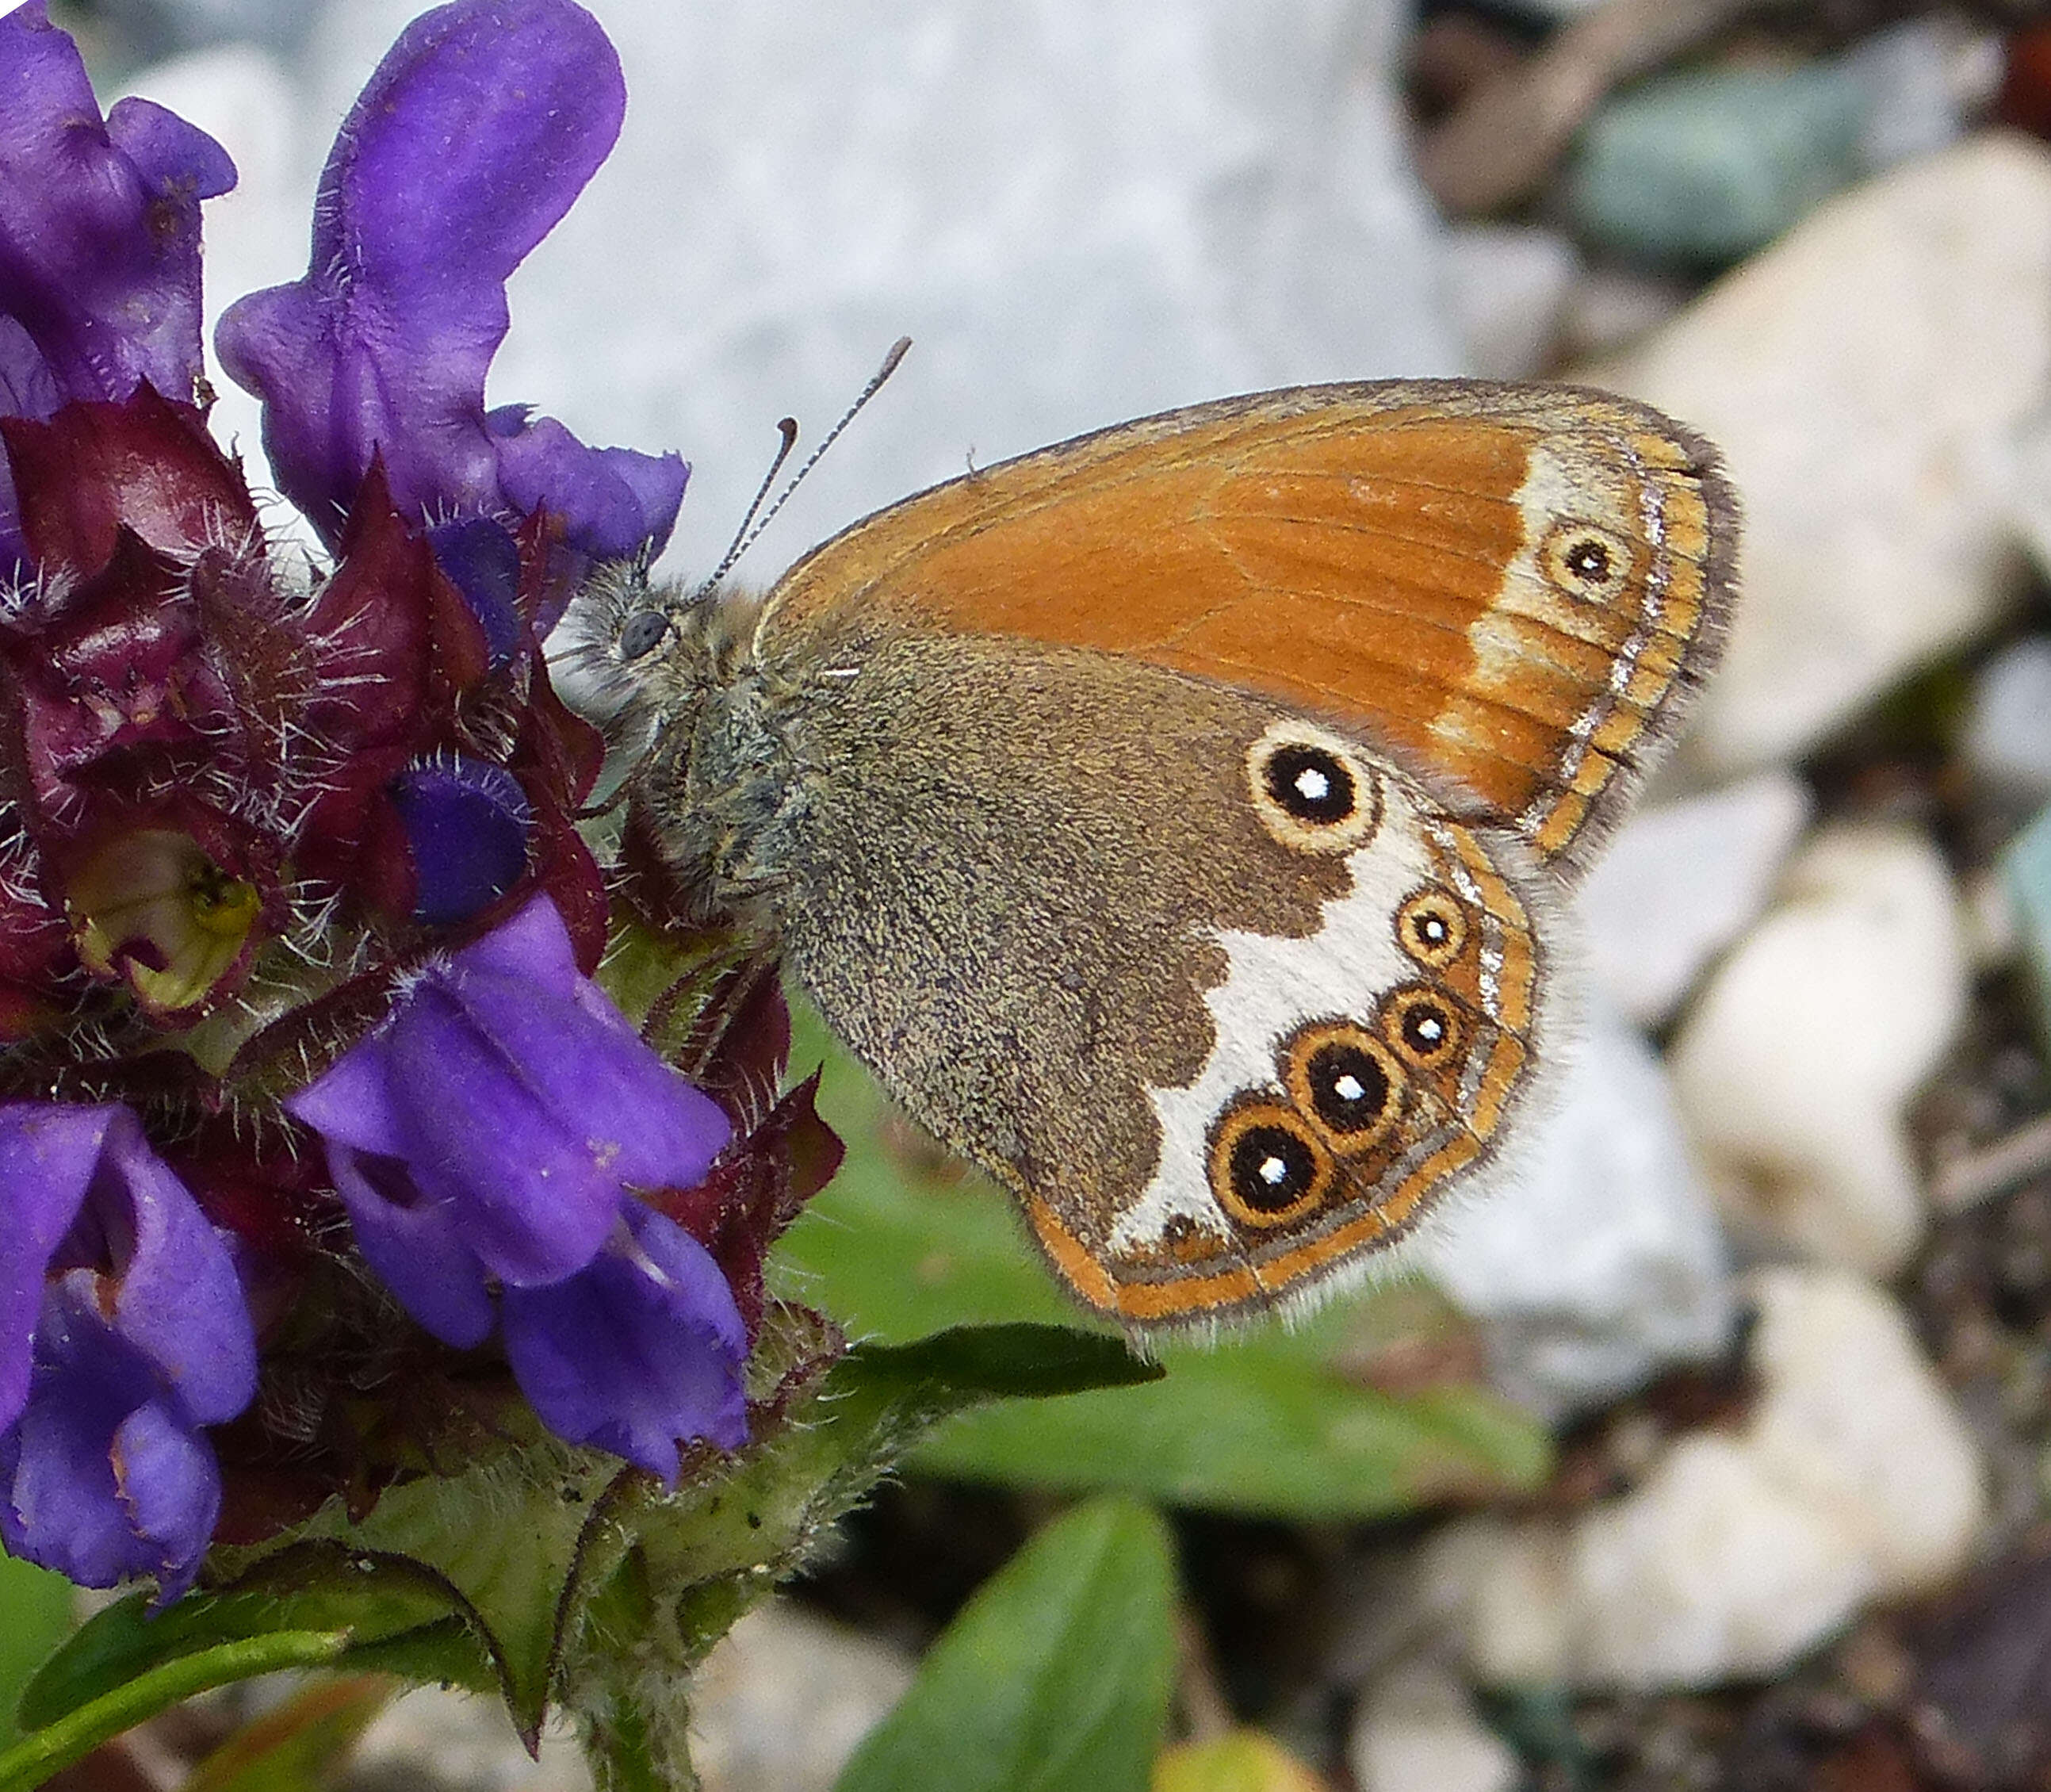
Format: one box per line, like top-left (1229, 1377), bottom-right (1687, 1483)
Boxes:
top-left (763, 379), bottom-right (1735, 871)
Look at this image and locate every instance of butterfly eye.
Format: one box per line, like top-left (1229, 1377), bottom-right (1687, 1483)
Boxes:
top-left (1246, 722), bottom-right (1381, 854)
top-left (1282, 1020), bottom-right (1404, 1154)
top-left (1541, 521), bottom-right (1633, 603)
top-left (1207, 1101), bottom-right (1334, 1227)
top-left (619, 610), bottom-right (672, 660)
top-left (1395, 889), bottom-right (1467, 968)
top-left (1383, 987), bottom-right (1463, 1069)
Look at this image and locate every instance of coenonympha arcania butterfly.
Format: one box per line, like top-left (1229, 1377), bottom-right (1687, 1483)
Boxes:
top-left (592, 370), bottom-right (1736, 1333)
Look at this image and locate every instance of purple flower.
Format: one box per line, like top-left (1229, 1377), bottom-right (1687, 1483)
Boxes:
top-left (503, 1203), bottom-right (747, 1478)
top-left (216, 0), bottom-right (686, 612)
top-left (285, 894), bottom-right (733, 1335)
top-left (0, 1103), bottom-right (257, 1595)
top-left (0, 0), bottom-right (235, 569)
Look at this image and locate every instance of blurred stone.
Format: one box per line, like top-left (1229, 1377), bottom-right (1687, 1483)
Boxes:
top-left (1419, 997), bottom-right (1735, 1420)
top-left (1555, 262), bottom-right (1693, 362)
top-left (1424, 1267), bottom-right (1984, 1691)
top-left (1348, 1658), bottom-right (1519, 1792)
top-left (1573, 768), bottom-right (1813, 1028)
top-left (1844, 17), bottom-right (2005, 174)
top-left (2003, 802), bottom-right (2051, 1052)
top-left (1582, 135), bottom-right (2051, 775)
top-left (300, 0), bottom-right (1452, 584)
top-left (691, 1601), bottom-right (915, 1792)
top-left (1566, 63), bottom-right (1870, 266)
top-left (1962, 638), bottom-right (2051, 805)
top-left (1745, 1266), bottom-right (1985, 1598)
top-left (350, 1690), bottom-right (591, 1792)
top-left (1416, 0), bottom-right (1765, 216)
top-left (1669, 823), bottom-right (1969, 1276)
top-left (1440, 223), bottom-right (1579, 379)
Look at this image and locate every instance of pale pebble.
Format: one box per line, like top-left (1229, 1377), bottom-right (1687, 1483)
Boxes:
top-left (1667, 823), bottom-right (1969, 1275)
top-left (1961, 638), bottom-right (2051, 806)
top-left (1420, 998), bottom-right (1735, 1420)
top-left (1348, 1657), bottom-right (1519, 1792)
top-left (690, 1601), bottom-right (916, 1792)
top-left (1572, 768), bottom-right (1813, 1028)
top-left (1439, 223), bottom-right (1579, 380)
top-left (1580, 136), bottom-right (2051, 775)
top-left (1425, 1269), bottom-right (1984, 1691)
top-left (350, 1689), bottom-right (591, 1792)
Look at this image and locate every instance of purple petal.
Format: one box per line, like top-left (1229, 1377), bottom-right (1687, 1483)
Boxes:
top-left (215, 0), bottom-right (682, 564)
top-left (0, 1277), bottom-right (221, 1594)
top-left (427, 516), bottom-right (521, 665)
top-left (110, 1401), bottom-right (219, 1599)
top-left (0, 1102), bottom-right (117, 1430)
top-left (94, 1111), bottom-right (257, 1424)
top-left (500, 1204), bottom-right (746, 1478)
top-left (323, 1143), bottom-right (496, 1348)
top-left (289, 895), bottom-right (730, 1312)
top-left (494, 418), bottom-right (689, 561)
top-left (450, 890), bottom-right (581, 993)
top-left (389, 752), bottom-right (532, 926)
top-left (0, 3), bottom-right (235, 412)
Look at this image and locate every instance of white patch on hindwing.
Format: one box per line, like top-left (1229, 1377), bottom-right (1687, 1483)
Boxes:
top-left (1108, 779), bottom-right (1442, 1253)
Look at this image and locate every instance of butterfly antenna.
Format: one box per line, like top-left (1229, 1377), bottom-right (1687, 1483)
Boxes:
top-left (688, 415), bottom-right (801, 604)
top-left (710, 335), bottom-right (913, 591)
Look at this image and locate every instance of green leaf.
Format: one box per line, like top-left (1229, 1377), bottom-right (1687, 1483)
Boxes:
top-left (771, 1022), bottom-right (1552, 1517)
top-left (17, 1546), bottom-right (485, 1733)
top-left (834, 1496), bottom-right (1177, 1792)
top-left (0, 1553), bottom-right (75, 1746)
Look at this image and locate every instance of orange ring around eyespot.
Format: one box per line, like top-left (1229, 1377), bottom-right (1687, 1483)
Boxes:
top-left (1382, 986), bottom-right (1464, 1070)
top-left (1394, 887), bottom-right (1467, 970)
top-left (1281, 1020), bottom-right (1404, 1155)
top-left (1207, 1099), bottom-right (1335, 1229)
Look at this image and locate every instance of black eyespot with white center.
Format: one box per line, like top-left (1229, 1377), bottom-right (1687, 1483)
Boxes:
top-left (1208, 1100), bottom-right (1334, 1227)
top-left (1541, 519), bottom-right (1632, 604)
top-left (1265, 744), bottom-right (1354, 825)
top-left (1396, 888), bottom-right (1467, 968)
top-left (1384, 987), bottom-right (1463, 1069)
top-left (1246, 722), bottom-right (1382, 854)
top-left (1281, 1019), bottom-right (1405, 1154)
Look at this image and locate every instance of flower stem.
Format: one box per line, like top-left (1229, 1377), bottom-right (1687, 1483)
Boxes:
top-left (0, 1629), bottom-right (354, 1792)
top-left (584, 1694), bottom-right (696, 1792)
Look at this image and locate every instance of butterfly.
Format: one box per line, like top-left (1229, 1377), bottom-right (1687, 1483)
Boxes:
top-left (592, 376), bottom-right (1736, 1333)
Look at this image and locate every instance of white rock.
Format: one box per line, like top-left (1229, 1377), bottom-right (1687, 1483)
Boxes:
top-left (1349, 1657), bottom-right (1519, 1792)
top-left (352, 1688), bottom-right (593, 1790)
top-left (1425, 1269), bottom-right (1984, 1691)
top-left (1744, 1264), bottom-right (1987, 1596)
top-left (1667, 822), bottom-right (1968, 1275)
top-left (1440, 223), bottom-right (1580, 380)
top-left (1961, 637), bottom-right (2051, 805)
top-left (1581, 136), bottom-right (2051, 775)
top-left (297, 0), bottom-right (1454, 583)
top-left (1843, 19), bottom-right (2007, 174)
top-left (1421, 999), bottom-right (1735, 1419)
top-left (1573, 769), bottom-right (1814, 1028)
top-left (690, 1602), bottom-right (916, 1792)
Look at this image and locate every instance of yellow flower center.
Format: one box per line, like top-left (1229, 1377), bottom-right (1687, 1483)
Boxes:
top-left (69, 830), bottom-right (264, 1014)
